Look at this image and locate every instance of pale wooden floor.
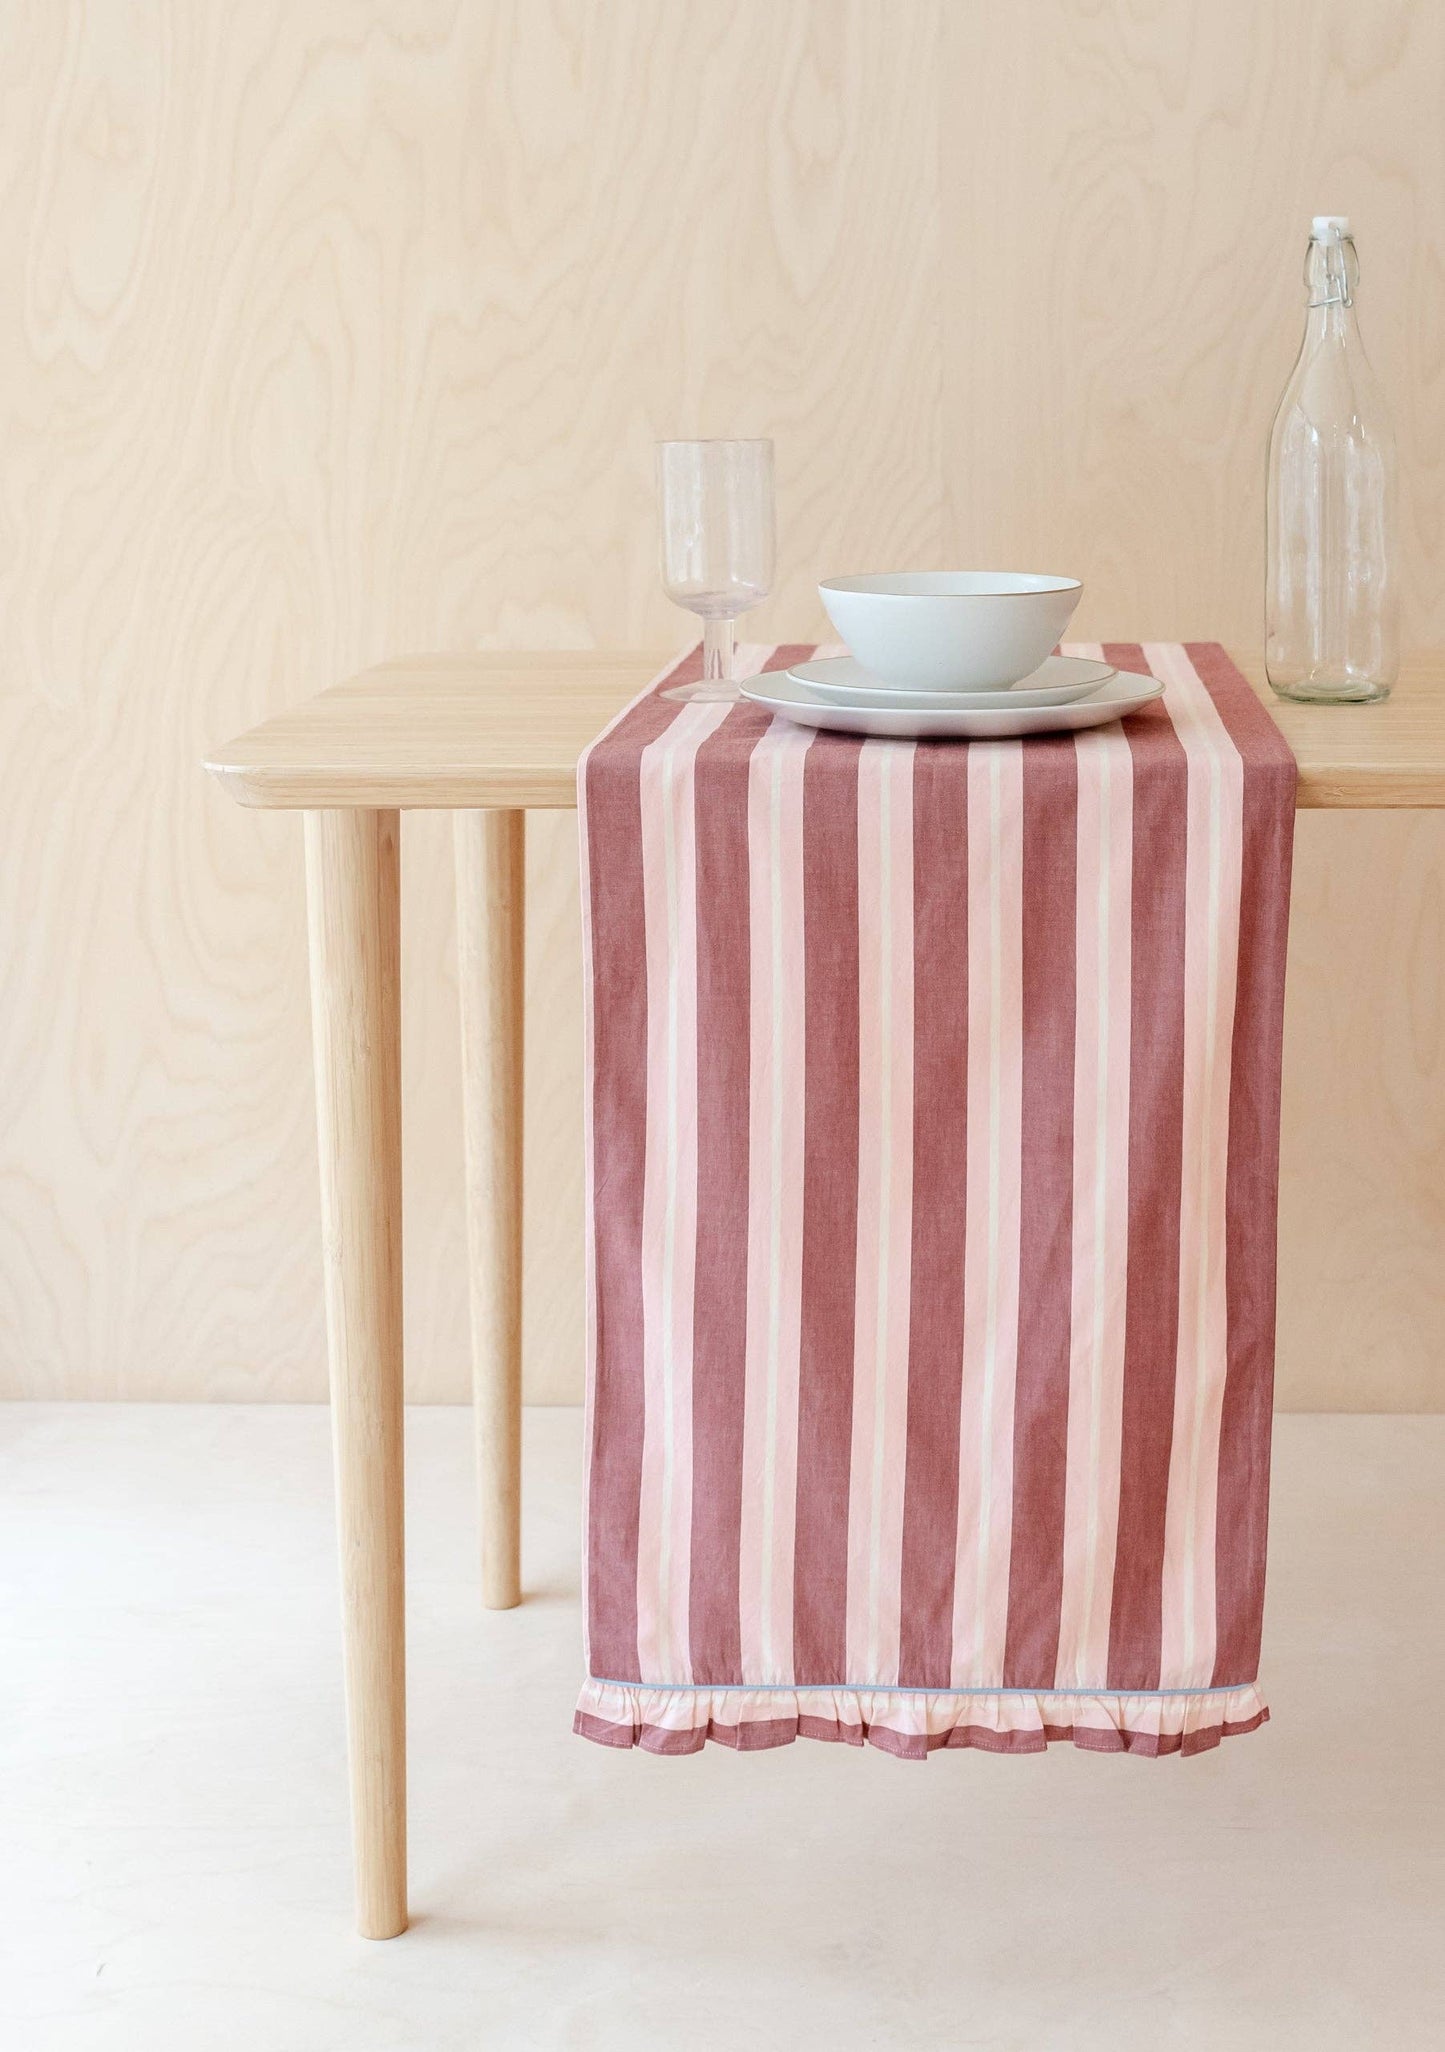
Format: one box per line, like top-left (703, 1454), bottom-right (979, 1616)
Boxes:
top-left (2, 1404), bottom-right (1442, 2051)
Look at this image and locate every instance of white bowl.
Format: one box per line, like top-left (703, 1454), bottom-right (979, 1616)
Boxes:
top-left (819, 571), bottom-right (1082, 692)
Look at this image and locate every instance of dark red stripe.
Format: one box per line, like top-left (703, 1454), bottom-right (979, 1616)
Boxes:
top-left (897, 743), bottom-right (969, 1686)
top-left (687, 700), bottom-right (772, 1682)
top-left (792, 730), bottom-right (863, 1684)
top-left (1002, 734), bottom-right (1079, 1685)
top-left (582, 655), bottom-right (694, 1680)
top-left (1185, 646), bottom-right (1296, 1685)
top-left (1104, 642), bottom-right (1187, 1690)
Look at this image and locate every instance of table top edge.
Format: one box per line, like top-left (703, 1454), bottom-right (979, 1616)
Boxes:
top-left (205, 647), bottom-right (1445, 811)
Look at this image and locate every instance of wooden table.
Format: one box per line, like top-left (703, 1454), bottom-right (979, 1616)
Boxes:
top-left (205, 647), bottom-right (1445, 1937)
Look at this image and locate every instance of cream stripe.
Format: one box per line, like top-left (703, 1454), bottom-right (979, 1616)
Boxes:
top-left (739, 703), bottom-right (813, 1683)
top-left (761, 748), bottom-right (787, 1665)
top-left (1055, 700), bottom-right (1134, 1688)
top-left (867, 756), bottom-right (896, 1679)
top-left (1147, 641), bottom-right (1244, 1690)
top-left (578, 723), bottom-right (599, 1673)
top-left (845, 742), bottom-right (916, 1685)
top-left (846, 745), bottom-right (888, 1681)
top-left (874, 747), bottom-right (916, 1685)
top-left (636, 695), bottom-right (732, 1682)
top-left (952, 740), bottom-right (1024, 1687)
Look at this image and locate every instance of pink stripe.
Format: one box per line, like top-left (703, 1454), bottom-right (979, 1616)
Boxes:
top-left (845, 743), bottom-right (916, 1685)
top-left (952, 741), bottom-right (1024, 1687)
top-left (738, 717), bottom-right (814, 1682)
top-left (1148, 642), bottom-right (1245, 1690)
top-left (636, 699), bottom-right (732, 1681)
top-left (1054, 714), bottom-right (1134, 1686)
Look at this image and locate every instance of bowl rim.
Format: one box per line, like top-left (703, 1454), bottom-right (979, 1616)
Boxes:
top-left (820, 571), bottom-right (1082, 599)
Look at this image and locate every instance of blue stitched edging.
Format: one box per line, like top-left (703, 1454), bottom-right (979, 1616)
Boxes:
top-left (587, 1676), bottom-right (1248, 1700)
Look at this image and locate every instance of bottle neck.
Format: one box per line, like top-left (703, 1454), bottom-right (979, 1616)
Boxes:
top-left (1304, 300), bottom-right (1362, 349)
top-left (1303, 233), bottom-right (1361, 347)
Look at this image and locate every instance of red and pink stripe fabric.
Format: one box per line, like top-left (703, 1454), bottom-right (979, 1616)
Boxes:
top-left (576, 642), bottom-right (1295, 1758)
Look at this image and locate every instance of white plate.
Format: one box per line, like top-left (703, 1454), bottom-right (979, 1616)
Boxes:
top-left (742, 666), bottom-right (1163, 739)
top-left (786, 653), bottom-right (1115, 709)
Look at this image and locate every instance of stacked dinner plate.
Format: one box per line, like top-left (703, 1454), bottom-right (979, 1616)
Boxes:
top-left (742, 573), bottom-right (1162, 738)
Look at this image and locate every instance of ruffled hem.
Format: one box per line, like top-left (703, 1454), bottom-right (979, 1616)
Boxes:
top-left (574, 1678), bottom-right (1268, 1760)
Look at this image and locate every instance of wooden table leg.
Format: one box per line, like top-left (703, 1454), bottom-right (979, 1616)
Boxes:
top-left (454, 810), bottom-right (525, 1611)
top-left (304, 809), bottom-right (407, 1940)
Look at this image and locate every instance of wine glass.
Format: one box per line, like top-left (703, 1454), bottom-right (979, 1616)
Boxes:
top-left (657, 439), bottom-right (775, 702)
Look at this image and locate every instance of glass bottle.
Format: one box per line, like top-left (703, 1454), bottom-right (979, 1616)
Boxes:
top-left (1266, 216), bottom-right (1397, 702)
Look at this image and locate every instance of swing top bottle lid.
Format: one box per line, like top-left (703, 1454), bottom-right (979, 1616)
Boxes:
top-left (1311, 214), bottom-right (1351, 239)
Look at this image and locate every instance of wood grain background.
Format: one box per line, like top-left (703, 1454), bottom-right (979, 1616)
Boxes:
top-left (2, 0), bottom-right (1441, 1408)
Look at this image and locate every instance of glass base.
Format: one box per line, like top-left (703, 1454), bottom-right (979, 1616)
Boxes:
top-left (1268, 676), bottom-right (1392, 704)
top-left (661, 680), bottom-right (740, 704)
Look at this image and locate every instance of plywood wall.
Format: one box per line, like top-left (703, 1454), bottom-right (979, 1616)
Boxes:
top-left (2, 0), bottom-right (1442, 1408)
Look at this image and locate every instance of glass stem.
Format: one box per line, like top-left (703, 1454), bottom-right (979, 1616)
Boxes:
top-left (703, 616), bottom-right (735, 684)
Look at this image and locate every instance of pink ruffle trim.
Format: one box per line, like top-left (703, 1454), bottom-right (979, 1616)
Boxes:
top-left (574, 1678), bottom-right (1268, 1759)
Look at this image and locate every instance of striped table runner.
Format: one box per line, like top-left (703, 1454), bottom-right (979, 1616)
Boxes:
top-left (575, 642), bottom-right (1295, 1758)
